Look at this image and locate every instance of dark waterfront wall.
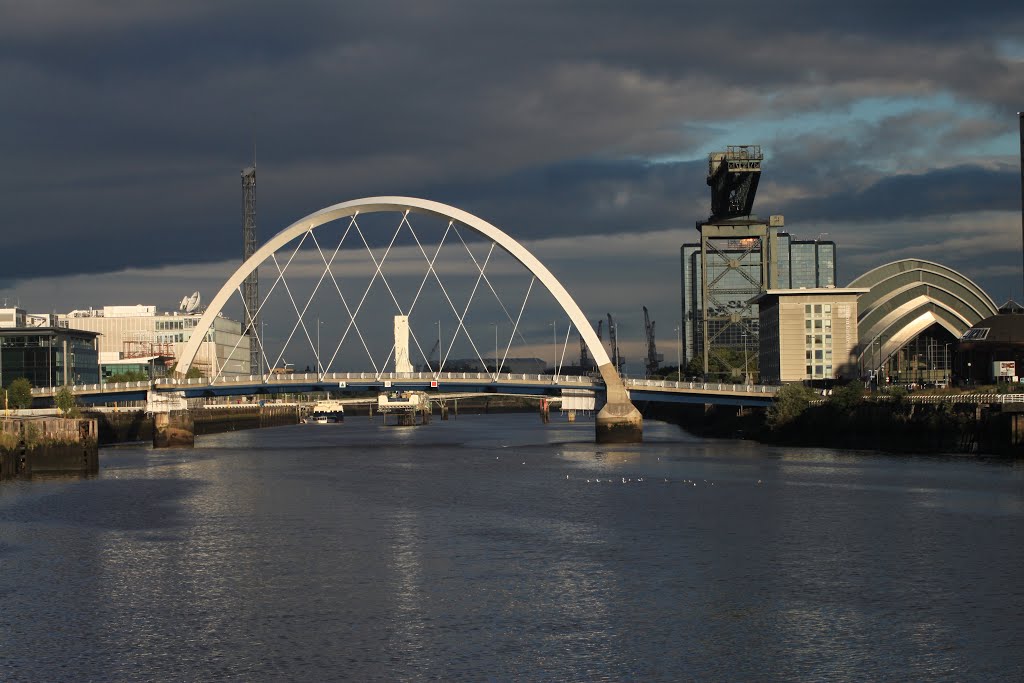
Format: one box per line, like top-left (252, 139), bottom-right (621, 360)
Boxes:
top-left (193, 405), bottom-right (299, 435)
top-left (84, 405), bottom-right (302, 447)
top-left (0, 416), bottom-right (99, 479)
top-left (643, 399), bottom-right (1024, 456)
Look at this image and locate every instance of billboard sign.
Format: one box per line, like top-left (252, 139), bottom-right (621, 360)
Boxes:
top-left (993, 360), bottom-right (1015, 378)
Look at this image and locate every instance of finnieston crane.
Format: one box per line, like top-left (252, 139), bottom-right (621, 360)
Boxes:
top-left (643, 306), bottom-right (663, 378)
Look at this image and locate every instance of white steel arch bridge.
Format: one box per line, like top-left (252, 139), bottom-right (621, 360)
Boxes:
top-left (175, 196), bottom-right (642, 442)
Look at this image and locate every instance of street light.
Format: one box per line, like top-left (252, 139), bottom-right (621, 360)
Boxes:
top-left (944, 342), bottom-right (952, 385)
top-left (742, 331), bottom-right (750, 385)
top-left (260, 321), bottom-right (266, 377)
top-left (551, 320), bottom-right (557, 376)
top-left (316, 317), bottom-right (324, 376)
top-left (492, 322), bottom-right (499, 375)
top-left (674, 323), bottom-right (681, 381)
top-left (437, 320), bottom-right (442, 373)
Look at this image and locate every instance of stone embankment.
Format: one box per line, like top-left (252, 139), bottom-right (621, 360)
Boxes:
top-left (0, 416), bottom-right (99, 479)
top-left (86, 404), bottom-right (302, 449)
top-left (643, 396), bottom-right (1024, 456)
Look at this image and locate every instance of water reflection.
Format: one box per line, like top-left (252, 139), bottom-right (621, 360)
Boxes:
top-left (0, 414), bottom-right (1021, 681)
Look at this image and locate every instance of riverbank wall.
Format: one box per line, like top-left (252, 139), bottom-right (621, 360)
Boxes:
top-left (0, 416), bottom-right (99, 479)
top-left (643, 398), bottom-right (1024, 456)
top-left (84, 404), bottom-right (302, 447)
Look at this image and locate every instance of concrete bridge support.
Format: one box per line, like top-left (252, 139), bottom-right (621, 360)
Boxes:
top-left (595, 363), bottom-right (643, 443)
top-left (153, 410), bottom-right (195, 449)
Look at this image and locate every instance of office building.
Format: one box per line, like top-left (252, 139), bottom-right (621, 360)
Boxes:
top-left (0, 308), bottom-right (100, 388)
top-left (61, 304), bottom-right (251, 378)
top-left (681, 231), bottom-right (837, 379)
top-left (754, 288), bottom-right (867, 383)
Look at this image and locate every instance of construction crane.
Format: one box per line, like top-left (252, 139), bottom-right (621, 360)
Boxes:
top-left (579, 333), bottom-right (590, 371)
top-left (606, 313), bottom-right (624, 372)
top-left (642, 306), bottom-right (663, 378)
top-left (426, 339), bottom-right (440, 371)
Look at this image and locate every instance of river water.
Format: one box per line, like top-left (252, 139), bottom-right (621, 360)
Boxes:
top-left (1, 414), bottom-right (1022, 682)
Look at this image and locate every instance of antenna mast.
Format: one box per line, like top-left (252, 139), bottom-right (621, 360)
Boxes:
top-left (242, 158), bottom-right (259, 374)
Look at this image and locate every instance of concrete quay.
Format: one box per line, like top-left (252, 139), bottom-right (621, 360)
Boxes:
top-left (0, 416), bottom-right (99, 479)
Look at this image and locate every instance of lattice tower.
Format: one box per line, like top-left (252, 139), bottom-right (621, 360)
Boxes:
top-left (241, 166), bottom-right (259, 373)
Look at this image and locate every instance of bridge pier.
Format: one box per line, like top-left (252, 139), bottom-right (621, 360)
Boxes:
top-left (153, 410), bottom-right (194, 449)
top-left (595, 365), bottom-right (642, 443)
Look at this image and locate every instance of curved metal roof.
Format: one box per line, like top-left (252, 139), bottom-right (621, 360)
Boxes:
top-left (849, 259), bottom-right (997, 362)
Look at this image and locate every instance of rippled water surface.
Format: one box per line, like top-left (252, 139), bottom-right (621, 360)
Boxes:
top-left (2, 414), bottom-right (1023, 681)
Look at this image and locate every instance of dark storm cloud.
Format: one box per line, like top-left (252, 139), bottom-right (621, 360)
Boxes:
top-left (775, 165), bottom-right (1019, 223)
top-left (1, 0), bottom-right (1022, 294)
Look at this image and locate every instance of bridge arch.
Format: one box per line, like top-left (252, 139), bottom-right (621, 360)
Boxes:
top-left (176, 197), bottom-right (636, 431)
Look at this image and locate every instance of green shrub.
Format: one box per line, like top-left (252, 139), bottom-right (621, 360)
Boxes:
top-left (767, 383), bottom-right (818, 430)
top-left (6, 378), bottom-right (33, 409)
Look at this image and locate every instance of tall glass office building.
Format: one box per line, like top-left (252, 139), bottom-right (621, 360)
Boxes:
top-left (681, 233), bottom-right (836, 377)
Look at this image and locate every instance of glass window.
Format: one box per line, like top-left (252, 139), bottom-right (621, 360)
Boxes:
top-left (805, 305), bottom-right (811, 315)
top-left (814, 319), bottom-right (823, 329)
top-left (805, 320), bottom-right (812, 330)
top-left (824, 319), bottom-right (832, 329)
top-left (815, 335), bottom-right (823, 344)
top-left (814, 350), bottom-right (823, 360)
top-left (806, 365), bottom-right (813, 376)
top-left (814, 304), bottom-right (822, 314)
top-left (824, 304), bottom-right (831, 314)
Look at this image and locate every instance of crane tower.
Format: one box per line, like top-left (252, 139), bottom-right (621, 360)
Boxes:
top-left (694, 145), bottom-right (772, 382)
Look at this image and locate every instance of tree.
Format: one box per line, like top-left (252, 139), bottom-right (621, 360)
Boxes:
top-left (6, 378), bottom-right (33, 409)
top-left (105, 370), bottom-right (149, 383)
top-left (828, 380), bottom-right (865, 413)
top-left (55, 385), bottom-right (80, 417)
top-left (767, 383), bottom-right (818, 430)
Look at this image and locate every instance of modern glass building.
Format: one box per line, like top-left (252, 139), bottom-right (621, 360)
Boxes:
top-left (681, 231), bottom-right (836, 378)
top-left (0, 327), bottom-right (100, 389)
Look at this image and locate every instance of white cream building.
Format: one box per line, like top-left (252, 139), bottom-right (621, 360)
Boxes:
top-left (60, 304), bottom-right (251, 377)
top-left (755, 288), bottom-right (868, 383)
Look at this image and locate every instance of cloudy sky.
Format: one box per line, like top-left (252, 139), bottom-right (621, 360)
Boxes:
top-left (2, 1), bottom-right (1022, 371)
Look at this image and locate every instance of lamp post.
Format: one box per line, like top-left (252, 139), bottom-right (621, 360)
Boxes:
top-left (260, 321), bottom-right (266, 377)
top-left (944, 342), bottom-right (952, 385)
top-left (551, 320), bottom-right (557, 376)
top-left (742, 331), bottom-right (750, 385)
top-left (674, 324), bottom-right (681, 381)
top-left (491, 322), bottom-right (498, 375)
top-left (437, 320), bottom-right (442, 373)
top-left (316, 317), bottom-right (323, 376)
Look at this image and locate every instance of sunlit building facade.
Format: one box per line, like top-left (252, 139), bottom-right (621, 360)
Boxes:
top-left (680, 230), bottom-right (836, 379)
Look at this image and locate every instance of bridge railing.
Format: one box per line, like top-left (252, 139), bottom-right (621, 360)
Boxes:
top-left (624, 379), bottom-right (781, 394)
top-left (152, 372), bottom-right (599, 387)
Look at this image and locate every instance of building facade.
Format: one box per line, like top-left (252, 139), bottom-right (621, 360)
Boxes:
top-left (0, 325), bottom-right (100, 388)
top-left (681, 227), bottom-right (836, 380)
top-left (755, 289), bottom-right (866, 383)
top-left (849, 259), bottom-right (996, 386)
top-left (61, 305), bottom-right (251, 378)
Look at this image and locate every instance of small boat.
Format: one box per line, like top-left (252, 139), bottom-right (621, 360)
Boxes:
top-left (305, 399), bottom-right (345, 424)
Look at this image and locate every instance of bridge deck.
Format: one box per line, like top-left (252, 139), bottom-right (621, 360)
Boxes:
top-left (32, 372), bottom-right (782, 406)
